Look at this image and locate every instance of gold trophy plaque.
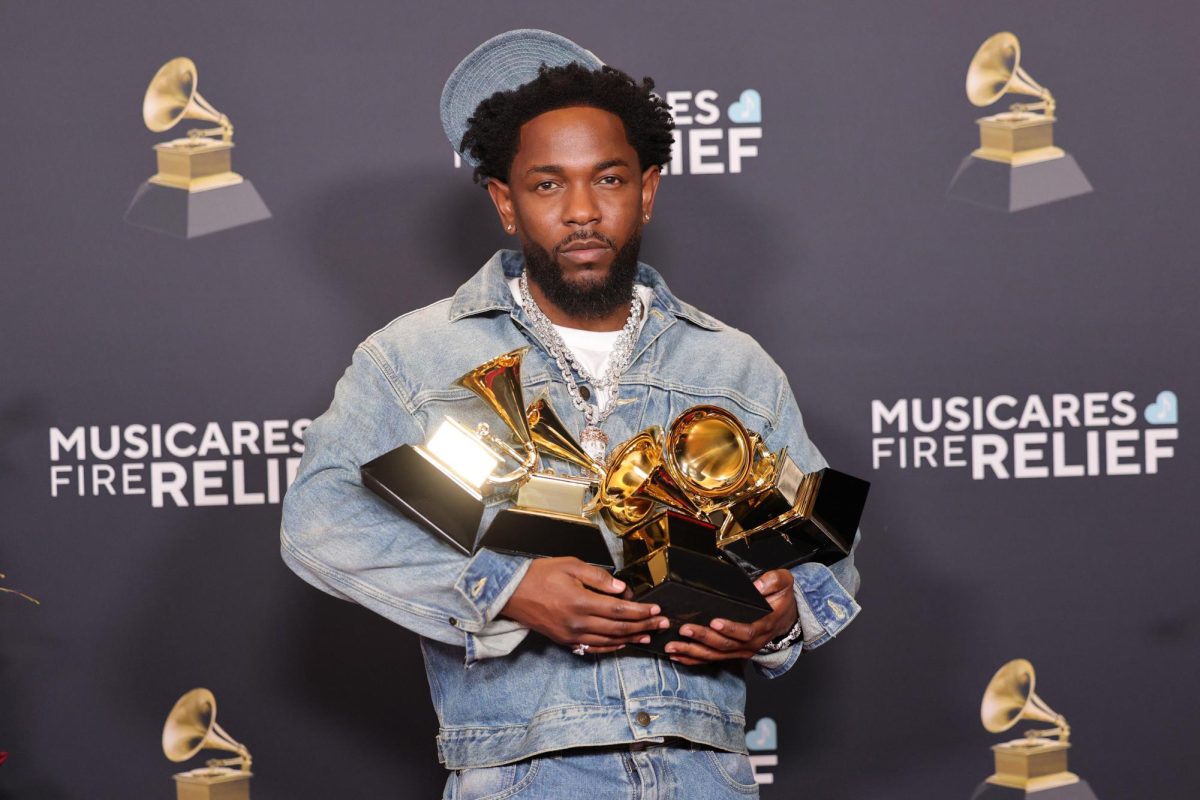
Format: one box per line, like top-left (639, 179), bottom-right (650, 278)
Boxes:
top-left (948, 33), bottom-right (1091, 212)
top-left (971, 659), bottom-right (1100, 799)
top-left (162, 688), bottom-right (252, 800)
top-left (125, 57), bottom-right (270, 238)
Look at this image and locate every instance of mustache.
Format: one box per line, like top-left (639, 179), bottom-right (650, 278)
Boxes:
top-left (553, 230), bottom-right (617, 254)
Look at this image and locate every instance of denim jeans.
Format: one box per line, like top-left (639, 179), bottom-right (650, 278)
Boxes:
top-left (444, 743), bottom-right (760, 800)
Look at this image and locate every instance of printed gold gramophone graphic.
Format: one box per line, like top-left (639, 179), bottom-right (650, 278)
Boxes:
top-left (971, 659), bottom-right (1099, 800)
top-left (162, 688), bottom-right (253, 800)
top-left (948, 33), bottom-right (1092, 212)
top-left (125, 57), bottom-right (271, 238)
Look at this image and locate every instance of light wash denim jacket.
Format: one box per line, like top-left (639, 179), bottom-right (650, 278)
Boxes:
top-left (280, 250), bottom-right (862, 769)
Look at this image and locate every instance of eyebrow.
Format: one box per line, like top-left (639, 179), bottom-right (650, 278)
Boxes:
top-left (525, 158), bottom-right (632, 176)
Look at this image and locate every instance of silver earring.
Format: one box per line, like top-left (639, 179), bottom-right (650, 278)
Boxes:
top-left (506, 224), bottom-right (515, 232)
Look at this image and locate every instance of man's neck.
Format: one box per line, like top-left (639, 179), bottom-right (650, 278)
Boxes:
top-left (525, 276), bottom-right (630, 332)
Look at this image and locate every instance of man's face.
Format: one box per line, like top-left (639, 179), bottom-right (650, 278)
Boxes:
top-left (487, 106), bottom-right (661, 318)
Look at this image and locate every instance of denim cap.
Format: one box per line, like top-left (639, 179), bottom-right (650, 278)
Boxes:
top-left (441, 29), bottom-right (604, 168)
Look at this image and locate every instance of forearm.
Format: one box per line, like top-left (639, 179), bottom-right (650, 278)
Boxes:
top-left (279, 343), bottom-right (535, 660)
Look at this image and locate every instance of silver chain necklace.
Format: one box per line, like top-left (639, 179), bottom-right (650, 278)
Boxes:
top-left (518, 270), bottom-right (642, 463)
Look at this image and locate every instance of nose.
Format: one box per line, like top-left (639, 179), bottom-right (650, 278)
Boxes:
top-left (562, 183), bottom-right (601, 228)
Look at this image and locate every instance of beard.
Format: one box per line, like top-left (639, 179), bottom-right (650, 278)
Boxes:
top-left (522, 228), bottom-right (642, 320)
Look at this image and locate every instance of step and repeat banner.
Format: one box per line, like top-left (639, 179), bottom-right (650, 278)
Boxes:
top-left (2, 2), bottom-right (1196, 798)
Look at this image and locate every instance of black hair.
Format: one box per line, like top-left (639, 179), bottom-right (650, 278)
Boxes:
top-left (460, 62), bottom-right (675, 185)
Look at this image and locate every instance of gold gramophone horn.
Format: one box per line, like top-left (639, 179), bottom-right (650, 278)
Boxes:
top-left (455, 348), bottom-right (539, 483)
top-left (143, 57), bottom-right (233, 141)
top-left (527, 397), bottom-right (605, 477)
top-left (966, 32), bottom-right (1056, 117)
top-left (663, 406), bottom-right (754, 507)
top-left (162, 688), bottom-right (252, 771)
top-left (981, 659), bottom-right (1070, 742)
top-left (600, 427), bottom-right (700, 530)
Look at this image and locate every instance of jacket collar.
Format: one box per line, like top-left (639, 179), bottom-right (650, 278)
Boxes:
top-left (446, 249), bottom-right (723, 331)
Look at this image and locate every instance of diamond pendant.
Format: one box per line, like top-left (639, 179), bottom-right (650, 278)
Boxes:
top-left (580, 425), bottom-right (609, 464)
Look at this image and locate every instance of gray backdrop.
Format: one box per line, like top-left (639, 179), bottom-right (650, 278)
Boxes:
top-left (2, 1), bottom-right (1196, 798)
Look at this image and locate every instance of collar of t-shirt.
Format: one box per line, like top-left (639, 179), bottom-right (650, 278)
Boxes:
top-left (507, 276), bottom-right (654, 408)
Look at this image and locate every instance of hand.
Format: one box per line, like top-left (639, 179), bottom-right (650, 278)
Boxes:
top-left (500, 557), bottom-right (670, 654)
top-left (664, 569), bottom-right (798, 665)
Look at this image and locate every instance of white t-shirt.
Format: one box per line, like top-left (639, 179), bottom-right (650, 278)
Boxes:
top-left (508, 277), bottom-right (654, 409)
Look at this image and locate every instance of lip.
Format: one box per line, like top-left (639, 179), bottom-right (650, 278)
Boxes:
top-left (561, 239), bottom-right (611, 252)
top-left (558, 241), bottom-right (612, 265)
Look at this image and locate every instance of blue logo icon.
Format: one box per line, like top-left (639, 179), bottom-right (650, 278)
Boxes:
top-left (745, 717), bottom-right (777, 751)
top-left (1144, 390), bottom-right (1178, 425)
top-left (727, 89), bottom-right (762, 124)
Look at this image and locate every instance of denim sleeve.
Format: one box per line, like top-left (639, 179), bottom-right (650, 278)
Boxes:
top-left (279, 342), bottom-right (533, 664)
top-left (750, 371), bottom-right (862, 679)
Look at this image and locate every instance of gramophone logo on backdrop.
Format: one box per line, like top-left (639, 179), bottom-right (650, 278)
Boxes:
top-left (870, 389), bottom-right (1178, 480)
top-left (947, 32), bottom-right (1092, 212)
top-left (453, 87), bottom-right (763, 176)
top-left (47, 418), bottom-right (309, 508)
top-left (125, 57), bottom-right (271, 238)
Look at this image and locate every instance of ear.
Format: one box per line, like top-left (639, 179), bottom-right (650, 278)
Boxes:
top-left (486, 178), bottom-right (517, 234)
top-left (640, 165), bottom-right (662, 223)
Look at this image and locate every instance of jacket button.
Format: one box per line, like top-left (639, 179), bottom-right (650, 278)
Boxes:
top-left (635, 711), bottom-right (652, 726)
top-left (449, 617), bottom-right (458, 626)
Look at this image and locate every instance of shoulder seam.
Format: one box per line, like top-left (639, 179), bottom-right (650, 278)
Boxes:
top-left (367, 297), bottom-right (453, 340)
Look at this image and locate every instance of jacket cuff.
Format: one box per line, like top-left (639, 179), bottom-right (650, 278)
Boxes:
top-left (793, 561), bottom-right (860, 649)
top-left (453, 547), bottom-right (532, 629)
top-left (464, 620), bottom-right (532, 665)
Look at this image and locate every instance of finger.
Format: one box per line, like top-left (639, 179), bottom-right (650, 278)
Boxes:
top-left (581, 644), bottom-right (626, 655)
top-left (578, 593), bottom-right (662, 621)
top-left (663, 639), bottom-right (752, 663)
top-left (579, 615), bottom-right (671, 638)
top-left (675, 623), bottom-right (743, 652)
top-left (568, 630), bottom-right (658, 648)
top-left (670, 655), bottom-right (705, 666)
top-left (566, 560), bottom-right (627, 595)
top-left (705, 618), bottom-right (759, 643)
top-left (753, 569), bottom-right (793, 597)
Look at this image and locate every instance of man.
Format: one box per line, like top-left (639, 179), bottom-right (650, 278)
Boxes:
top-left (282, 29), bottom-right (861, 799)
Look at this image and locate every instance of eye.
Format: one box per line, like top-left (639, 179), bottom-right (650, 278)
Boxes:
top-left (598, 175), bottom-right (623, 185)
top-left (534, 180), bottom-right (560, 191)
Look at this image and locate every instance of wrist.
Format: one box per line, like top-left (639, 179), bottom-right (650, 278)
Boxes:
top-left (759, 613), bottom-right (803, 654)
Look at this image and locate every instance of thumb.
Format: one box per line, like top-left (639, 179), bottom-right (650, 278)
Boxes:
top-left (754, 568), bottom-right (794, 597)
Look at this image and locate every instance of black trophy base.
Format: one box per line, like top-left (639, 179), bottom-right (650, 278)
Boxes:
top-left (620, 545), bottom-right (771, 655)
top-left (947, 154), bottom-right (1092, 213)
top-left (970, 780), bottom-right (1098, 800)
top-left (124, 179), bottom-right (271, 238)
top-left (722, 468), bottom-right (868, 573)
top-left (481, 507), bottom-right (614, 569)
top-left (621, 510), bottom-right (722, 564)
top-left (361, 444), bottom-right (482, 555)
top-left (721, 528), bottom-right (827, 575)
top-left (805, 468), bottom-right (869, 554)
